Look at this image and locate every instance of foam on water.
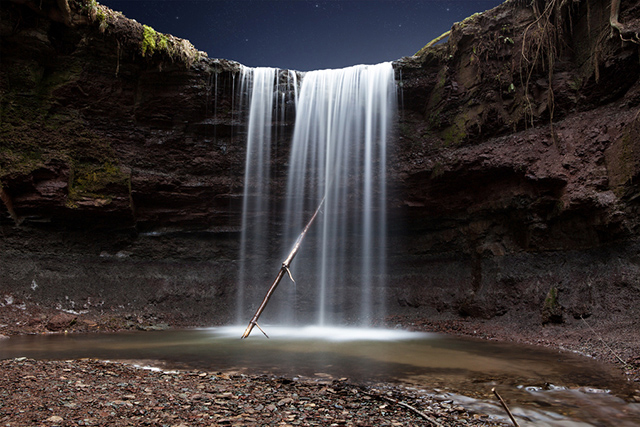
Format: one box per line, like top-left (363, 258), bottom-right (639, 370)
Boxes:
top-left (208, 325), bottom-right (432, 342)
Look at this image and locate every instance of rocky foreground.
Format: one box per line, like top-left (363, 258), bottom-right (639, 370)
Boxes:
top-left (2, 304), bottom-right (640, 426)
top-left (0, 357), bottom-right (507, 427)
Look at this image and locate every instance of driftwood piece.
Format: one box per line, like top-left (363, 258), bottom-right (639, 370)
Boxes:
top-left (240, 195), bottom-right (326, 339)
top-left (378, 394), bottom-right (444, 427)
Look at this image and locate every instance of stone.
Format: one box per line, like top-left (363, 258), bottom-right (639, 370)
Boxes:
top-left (46, 313), bottom-right (78, 331)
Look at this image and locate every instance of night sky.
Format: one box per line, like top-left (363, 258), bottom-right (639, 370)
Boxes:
top-left (98, 0), bottom-right (504, 71)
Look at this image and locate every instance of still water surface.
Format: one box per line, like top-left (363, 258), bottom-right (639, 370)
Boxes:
top-left (1, 326), bottom-right (638, 426)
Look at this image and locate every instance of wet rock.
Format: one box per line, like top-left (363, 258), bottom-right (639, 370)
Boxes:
top-left (46, 312), bottom-right (78, 331)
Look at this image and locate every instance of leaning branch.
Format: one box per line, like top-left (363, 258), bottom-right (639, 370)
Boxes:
top-left (580, 315), bottom-right (629, 367)
top-left (492, 388), bottom-right (520, 427)
top-left (240, 195), bottom-right (326, 339)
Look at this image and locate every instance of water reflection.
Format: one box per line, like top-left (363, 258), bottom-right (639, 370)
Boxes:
top-left (1, 326), bottom-right (638, 426)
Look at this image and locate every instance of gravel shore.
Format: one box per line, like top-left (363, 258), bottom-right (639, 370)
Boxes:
top-left (0, 357), bottom-right (504, 426)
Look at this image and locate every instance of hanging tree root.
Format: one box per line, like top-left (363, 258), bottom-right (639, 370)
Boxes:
top-left (240, 195), bottom-right (326, 339)
top-left (610, 0), bottom-right (640, 43)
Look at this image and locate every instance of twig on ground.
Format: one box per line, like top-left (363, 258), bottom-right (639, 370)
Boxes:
top-left (492, 388), bottom-right (520, 427)
top-left (362, 389), bottom-right (444, 427)
top-left (580, 316), bottom-right (629, 367)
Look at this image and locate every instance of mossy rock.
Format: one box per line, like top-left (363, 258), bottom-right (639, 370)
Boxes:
top-left (66, 161), bottom-right (130, 208)
top-left (541, 286), bottom-right (563, 324)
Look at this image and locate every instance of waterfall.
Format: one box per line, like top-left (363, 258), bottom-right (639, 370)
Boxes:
top-left (238, 62), bottom-right (396, 326)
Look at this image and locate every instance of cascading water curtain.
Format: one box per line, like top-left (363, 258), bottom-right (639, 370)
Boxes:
top-left (237, 67), bottom-right (277, 323)
top-left (238, 63), bottom-right (395, 326)
top-left (284, 62), bottom-right (396, 326)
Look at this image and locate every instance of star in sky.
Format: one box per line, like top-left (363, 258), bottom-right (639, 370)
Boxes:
top-left (98, 0), bottom-right (504, 71)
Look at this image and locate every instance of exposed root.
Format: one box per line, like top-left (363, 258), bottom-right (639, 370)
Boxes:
top-left (611, 0), bottom-right (640, 43)
top-left (416, 30), bottom-right (451, 56)
top-left (519, 0), bottom-right (564, 130)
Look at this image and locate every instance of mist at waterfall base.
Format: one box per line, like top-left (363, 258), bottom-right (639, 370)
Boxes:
top-left (237, 62), bottom-right (395, 328)
top-left (98, 0), bottom-right (504, 71)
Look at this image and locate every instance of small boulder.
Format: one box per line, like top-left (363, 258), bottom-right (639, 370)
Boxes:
top-left (46, 313), bottom-right (77, 331)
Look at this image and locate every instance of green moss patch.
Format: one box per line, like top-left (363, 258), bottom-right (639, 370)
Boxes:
top-left (67, 161), bottom-right (130, 208)
top-left (0, 97), bottom-right (119, 189)
top-left (542, 286), bottom-right (563, 324)
top-left (141, 25), bottom-right (157, 57)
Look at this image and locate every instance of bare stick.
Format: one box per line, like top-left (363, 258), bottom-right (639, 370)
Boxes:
top-left (492, 388), bottom-right (520, 427)
top-left (379, 395), bottom-right (444, 427)
top-left (580, 316), bottom-right (629, 367)
top-left (358, 388), bottom-right (443, 427)
top-left (240, 195), bottom-right (326, 339)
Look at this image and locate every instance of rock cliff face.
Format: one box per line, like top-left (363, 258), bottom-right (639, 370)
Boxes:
top-left (389, 0), bottom-right (640, 326)
top-left (1, 0), bottom-right (639, 332)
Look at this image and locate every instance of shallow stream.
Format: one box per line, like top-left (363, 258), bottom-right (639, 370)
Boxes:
top-left (1, 326), bottom-right (638, 426)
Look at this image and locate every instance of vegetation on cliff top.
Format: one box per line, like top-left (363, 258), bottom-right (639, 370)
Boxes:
top-left (71, 0), bottom-right (203, 66)
top-left (412, 0), bottom-right (640, 147)
top-left (10, 0), bottom-right (205, 67)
